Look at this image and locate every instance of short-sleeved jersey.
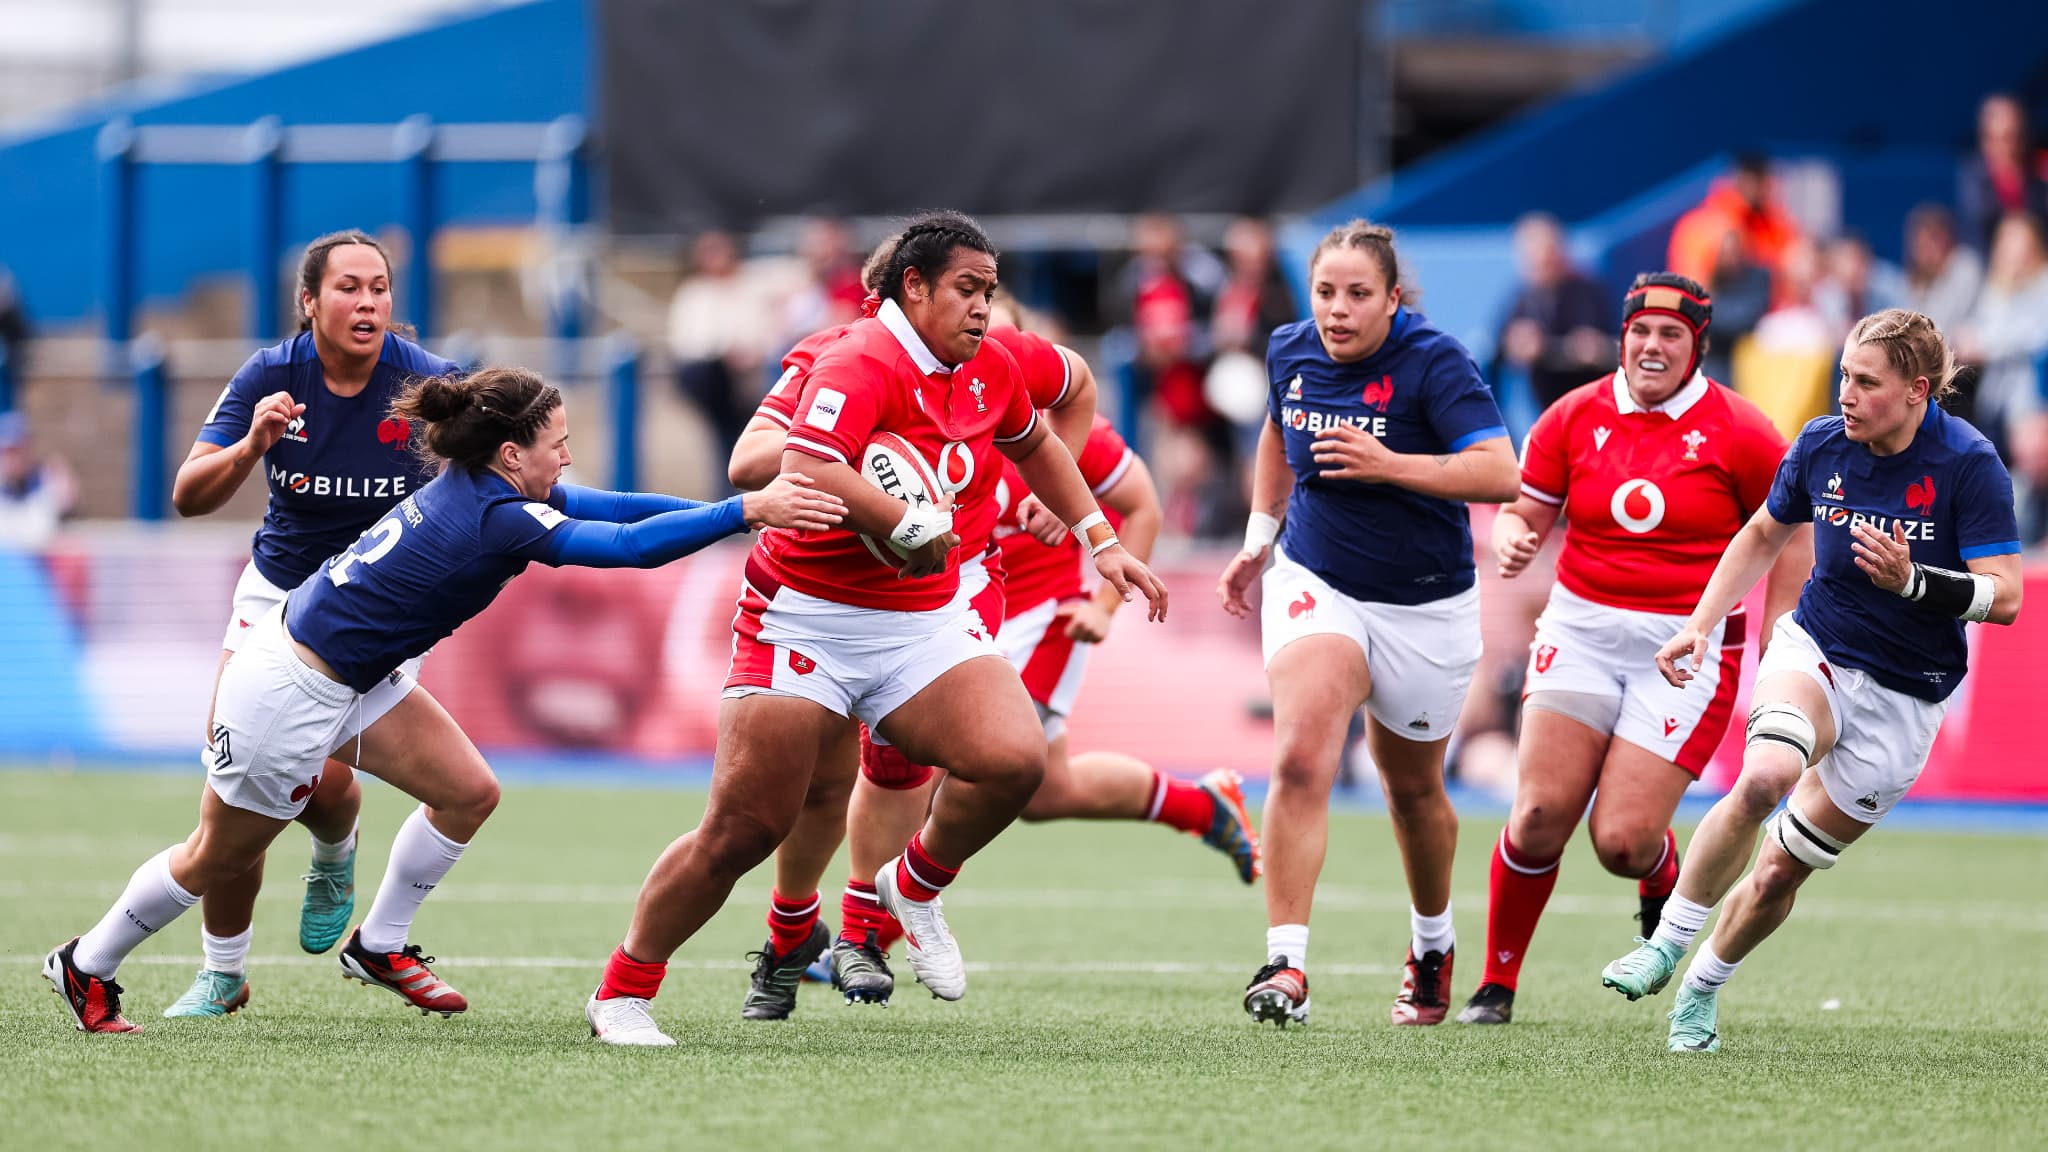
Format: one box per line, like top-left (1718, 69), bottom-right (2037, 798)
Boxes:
top-left (759, 299), bottom-right (1039, 611)
top-left (1520, 371), bottom-right (1786, 615)
top-left (1764, 405), bottom-right (2021, 701)
top-left (198, 331), bottom-right (457, 590)
top-left (759, 323), bottom-right (858, 429)
top-left (285, 466), bottom-right (577, 692)
top-left (1266, 311), bottom-right (1508, 605)
top-left (995, 415), bottom-right (1134, 617)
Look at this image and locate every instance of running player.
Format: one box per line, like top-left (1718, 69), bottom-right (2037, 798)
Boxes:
top-left (588, 212), bottom-right (1168, 1047)
top-left (1219, 219), bottom-right (1519, 1027)
top-left (1455, 273), bottom-right (1805, 1025)
top-left (160, 230), bottom-right (456, 1018)
top-left (44, 367), bottom-right (843, 1033)
top-left (1600, 310), bottom-right (2022, 1052)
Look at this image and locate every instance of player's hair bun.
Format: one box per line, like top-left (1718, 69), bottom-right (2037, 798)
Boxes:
top-left (389, 366), bottom-right (562, 472)
top-left (407, 374), bottom-right (474, 423)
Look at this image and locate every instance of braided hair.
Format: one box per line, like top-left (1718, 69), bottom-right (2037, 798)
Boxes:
top-left (388, 366), bottom-right (562, 473)
top-left (872, 211), bottom-right (998, 304)
top-left (1848, 309), bottom-right (1960, 403)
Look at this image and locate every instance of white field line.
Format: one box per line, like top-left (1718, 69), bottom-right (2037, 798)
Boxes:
top-left (3, 878), bottom-right (2045, 932)
top-left (1, 953), bottom-right (1395, 978)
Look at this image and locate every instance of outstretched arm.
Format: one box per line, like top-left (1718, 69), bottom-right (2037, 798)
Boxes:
top-left (549, 483), bottom-right (715, 524)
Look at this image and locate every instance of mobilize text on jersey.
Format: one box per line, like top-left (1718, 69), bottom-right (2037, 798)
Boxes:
top-left (1280, 406), bottom-right (1388, 437)
top-left (1810, 504), bottom-right (1938, 540)
top-left (267, 465), bottom-right (410, 499)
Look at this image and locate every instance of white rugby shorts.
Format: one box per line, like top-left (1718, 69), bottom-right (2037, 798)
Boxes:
top-left (998, 596), bottom-right (1094, 743)
top-left (1260, 545), bottom-right (1480, 743)
top-left (1753, 615), bottom-right (1947, 823)
top-left (722, 554), bottom-right (1003, 730)
top-left (205, 606), bottom-right (416, 820)
top-left (220, 560), bottom-right (426, 681)
top-left (1524, 584), bottom-right (1746, 777)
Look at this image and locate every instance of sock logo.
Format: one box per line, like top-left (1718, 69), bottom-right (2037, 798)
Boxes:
top-left (1497, 950), bottom-right (1514, 964)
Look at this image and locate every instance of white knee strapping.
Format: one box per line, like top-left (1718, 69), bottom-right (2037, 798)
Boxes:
top-left (1769, 799), bottom-right (1847, 870)
top-left (1745, 701), bottom-right (1816, 764)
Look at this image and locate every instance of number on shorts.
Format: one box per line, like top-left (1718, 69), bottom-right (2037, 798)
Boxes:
top-left (327, 515), bottom-right (403, 587)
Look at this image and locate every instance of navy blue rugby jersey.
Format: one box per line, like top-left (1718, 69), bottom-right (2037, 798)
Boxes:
top-left (197, 331), bottom-right (456, 588)
top-left (1265, 311), bottom-right (1508, 605)
top-left (1764, 404), bottom-right (2019, 702)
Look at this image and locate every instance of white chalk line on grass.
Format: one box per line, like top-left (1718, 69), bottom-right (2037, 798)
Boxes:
top-left (2, 879), bottom-right (2044, 931)
top-left (0, 953), bottom-right (1395, 978)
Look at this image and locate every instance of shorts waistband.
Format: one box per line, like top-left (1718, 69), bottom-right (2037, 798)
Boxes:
top-left (269, 612), bottom-right (359, 707)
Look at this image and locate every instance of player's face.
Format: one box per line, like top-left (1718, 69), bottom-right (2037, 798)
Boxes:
top-left (1309, 248), bottom-right (1400, 363)
top-left (506, 406), bottom-right (572, 499)
top-left (1837, 339), bottom-right (1926, 447)
top-left (905, 247), bottom-right (998, 366)
top-left (304, 244), bottom-right (392, 359)
top-left (1621, 315), bottom-right (1695, 402)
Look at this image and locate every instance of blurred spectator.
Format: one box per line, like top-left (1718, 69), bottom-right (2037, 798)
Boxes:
top-left (0, 265), bottom-right (27, 411)
top-left (1900, 203), bottom-right (1983, 334)
top-left (1735, 235), bottom-right (1837, 438)
top-left (1109, 214), bottom-right (1232, 537)
top-left (778, 217), bottom-right (867, 348)
top-left (1490, 212), bottom-right (1613, 413)
top-left (1206, 218), bottom-right (1298, 471)
top-left (1957, 94), bottom-right (2048, 256)
top-left (1705, 228), bottom-right (1772, 384)
top-left (1813, 231), bottom-right (1905, 337)
top-left (667, 230), bottom-right (777, 491)
top-left (0, 412), bottom-right (76, 549)
top-left (1668, 153), bottom-right (1802, 284)
top-left (1957, 214), bottom-right (2048, 466)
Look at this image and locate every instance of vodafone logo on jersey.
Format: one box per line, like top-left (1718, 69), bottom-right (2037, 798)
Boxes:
top-left (1609, 478), bottom-right (1666, 534)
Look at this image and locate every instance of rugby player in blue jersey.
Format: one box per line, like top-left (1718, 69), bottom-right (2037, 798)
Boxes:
top-left (45, 366), bottom-right (844, 1032)
top-left (1601, 310), bottom-right (2023, 1052)
top-left (159, 230), bottom-right (456, 1019)
top-left (1219, 220), bottom-right (1521, 1027)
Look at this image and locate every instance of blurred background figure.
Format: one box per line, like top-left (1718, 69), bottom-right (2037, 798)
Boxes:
top-left (1958, 94), bottom-right (2048, 255)
top-left (1491, 212), bottom-right (1613, 416)
top-left (778, 216), bottom-right (867, 349)
top-left (1958, 212), bottom-right (2048, 541)
top-left (1735, 235), bottom-right (1837, 439)
top-left (0, 411), bottom-right (75, 549)
top-left (1813, 231), bottom-right (1904, 336)
top-left (1207, 216), bottom-right (1298, 497)
top-left (0, 264), bottom-right (26, 412)
top-left (1668, 153), bottom-right (1802, 284)
top-left (1110, 213), bottom-right (1232, 538)
top-left (1900, 203), bottom-right (1984, 333)
top-left (667, 230), bottom-right (776, 494)
top-left (1704, 228), bottom-right (1773, 385)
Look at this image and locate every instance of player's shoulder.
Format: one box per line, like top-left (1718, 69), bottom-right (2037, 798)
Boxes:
top-left (969, 330), bottom-right (1024, 382)
top-left (1553, 376), bottom-right (1617, 420)
top-left (1392, 308), bottom-right (1477, 365)
top-left (809, 318), bottom-right (903, 384)
top-left (1793, 414), bottom-right (1847, 450)
top-left (786, 323), bottom-right (852, 372)
top-left (236, 332), bottom-right (311, 384)
top-left (1267, 318), bottom-right (1322, 363)
top-left (379, 332), bottom-right (459, 379)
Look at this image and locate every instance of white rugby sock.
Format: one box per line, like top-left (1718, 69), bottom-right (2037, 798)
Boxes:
top-left (1266, 923), bottom-right (1309, 970)
top-left (74, 847), bottom-right (198, 978)
top-left (1411, 905), bottom-right (1456, 957)
top-left (1651, 894), bottom-right (1712, 954)
top-left (309, 823), bottom-right (357, 867)
top-left (1683, 941), bottom-right (1742, 993)
top-left (357, 807), bottom-right (466, 953)
top-left (202, 926), bottom-right (253, 976)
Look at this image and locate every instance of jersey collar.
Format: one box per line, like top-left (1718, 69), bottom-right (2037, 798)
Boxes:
top-left (878, 297), bottom-right (955, 376)
top-left (1613, 368), bottom-right (1708, 419)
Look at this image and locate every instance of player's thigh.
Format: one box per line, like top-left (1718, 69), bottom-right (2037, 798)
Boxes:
top-left (1586, 737), bottom-right (1695, 853)
top-left (186, 781), bottom-right (294, 883)
top-left (1750, 617), bottom-right (1845, 760)
top-left (1508, 706), bottom-right (1610, 844)
top-left (351, 684), bottom-right (496, 814)
top-left (1363, 716), bottom-right (1450, 802)
top-left (1808, 669), bottom-right (1944, 827)
top-left (875, 654), bottom-right (1044, 782)
top-left (705, 693), bottom-right (853, 838)
top-left (1356, 587), bottom-right (1481, 744)
top-left (1785, 766), bottom-right (1878, 847)
top-left (1266, 633), bottom-right (1370, 789)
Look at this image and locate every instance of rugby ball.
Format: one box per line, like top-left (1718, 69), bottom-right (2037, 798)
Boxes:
top-left (858, 432), bottom-right (945, 567)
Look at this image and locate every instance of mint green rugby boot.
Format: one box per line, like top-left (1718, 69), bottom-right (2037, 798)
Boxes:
top-left (1601, 936), bottom-right (1682, 1000)
top-left (1665, 983), bottom-right (1722, 1052)
top-left (299, 848), bottom-right (356, 954)
top-left (163, 969), bottom-right (250, 1018)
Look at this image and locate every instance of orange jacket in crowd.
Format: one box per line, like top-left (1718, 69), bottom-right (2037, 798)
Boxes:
top-left (1667, 178), bottom-right (1802, 283)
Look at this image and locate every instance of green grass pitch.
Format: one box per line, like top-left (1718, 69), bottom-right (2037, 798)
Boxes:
top-left (3, 768), bottom-right (2045, 1151)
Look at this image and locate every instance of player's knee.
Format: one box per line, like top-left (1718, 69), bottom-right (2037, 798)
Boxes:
top-left (1729, 766), bottom-right (1798, 822)
top-left (1764, 797), bottom-right (1848, 875)
top-left (1752, 845), bottom-right (1813, 898)
top-left (982, 738), bottom-right (1045, 802)
top-left (1381, 767), bottom-right (1448, 815)
top-left (696, 811), bottom-right (785, 879)
top-left (1507, 806), bottom-right (1572, 862)
top-left (1590, 827), bottom-right (1663, 878)
top-left (1271, 741), bottom-right (1338, 794)
top-left (801, 770), bottom-right (853, 814)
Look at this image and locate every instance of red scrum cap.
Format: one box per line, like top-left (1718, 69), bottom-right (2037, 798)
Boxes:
top-left (1623, 272), bottom-right (1712, 381)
